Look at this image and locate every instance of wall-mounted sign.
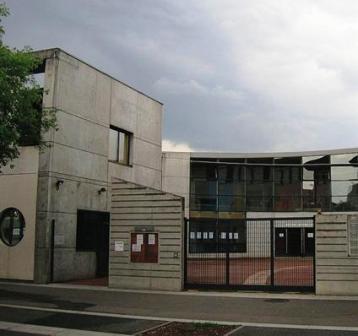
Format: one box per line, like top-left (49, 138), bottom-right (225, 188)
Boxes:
top-left (114, 240), bottom-right (124, 252)
top-left (132, 244), bottom-right (141, 252)
top-left (137, 234), bottom-right (144, 245)
top-left (134, 226), bottom-right (154, 232)
top-left (148, 234), bottom-right (156, 245)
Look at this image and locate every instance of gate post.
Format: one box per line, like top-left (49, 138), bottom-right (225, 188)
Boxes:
top-left (226, 250), bottom-right (230, 286)
top-left (270, 219), bottom-right (275, 287)
top-left (183, 218), bottom-right (188, 289)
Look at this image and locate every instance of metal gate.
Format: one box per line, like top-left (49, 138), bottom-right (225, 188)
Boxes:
top-left (184, 217), bottom-right (315, 292)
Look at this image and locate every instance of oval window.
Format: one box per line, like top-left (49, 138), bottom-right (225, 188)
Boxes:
top-left (0, 208), bottom-right (25, 246)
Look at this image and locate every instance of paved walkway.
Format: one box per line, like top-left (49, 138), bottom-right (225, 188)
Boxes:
top-left (0, 282), bottom-right (358, 335)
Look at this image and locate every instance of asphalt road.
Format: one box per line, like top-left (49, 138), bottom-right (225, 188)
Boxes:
top-left (0, 282), bottom-right (358, 335)
top-left (0, 306), bottom-right (164, 334)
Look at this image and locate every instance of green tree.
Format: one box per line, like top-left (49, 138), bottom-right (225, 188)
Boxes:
top-left (0, 3), bottom-right (56, 169)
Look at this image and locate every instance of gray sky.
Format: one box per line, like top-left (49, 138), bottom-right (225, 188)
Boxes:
top-left (4, 0), bottom-right (358, 152)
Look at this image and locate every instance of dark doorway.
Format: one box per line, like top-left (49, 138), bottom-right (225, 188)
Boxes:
top-left (76, 210), bottom-right (110, 278)
top-left (305, 228), bottom-right (315, 256)
top-left (287, 228), bottom-right (302, 256)
top-left (275, 228), bottom-right (286, 256)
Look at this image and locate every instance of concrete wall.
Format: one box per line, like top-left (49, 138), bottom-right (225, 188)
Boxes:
top-left (110, 179), bottom-right (184, 291)
top-left (161, 152), bottom-right (190, 218)
top-left (316, 213), bottom-right (358, 295)
top-left (0, 147), bottom-right (39, 280)
top-left (33, 49), bottom-right (163, 283)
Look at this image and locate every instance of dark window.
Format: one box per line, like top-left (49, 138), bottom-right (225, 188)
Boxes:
top-left (206, 166), bottom-right (217, 180)
top-left (190, 154), bottom-right (358, 213)
top-left (0, 208), bottom-right (25, 246)
top-left (109, 126), bottom-right (131, 165)
top-left (246, 162), bottom-right (273, 211)
top-left (274, 157), bottom-right (302, 211)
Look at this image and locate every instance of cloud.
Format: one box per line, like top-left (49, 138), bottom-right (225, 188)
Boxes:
top-left (4, 0), bottom-right (358, 153)
top-left (162, 139), bottom-right (193, 152)
top-left (153, 78), bottom-right (243, 101)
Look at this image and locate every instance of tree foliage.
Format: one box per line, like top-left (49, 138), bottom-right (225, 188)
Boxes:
top-left (0, 3), bottom-right (56, 168)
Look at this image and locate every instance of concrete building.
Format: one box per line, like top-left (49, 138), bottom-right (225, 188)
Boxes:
top-left (1, 48), bottom-right (358, 295)
top-left (0, 48), bottom-right (180, 287)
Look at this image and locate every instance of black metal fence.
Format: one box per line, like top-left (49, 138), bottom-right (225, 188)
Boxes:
top-left (184, 217), bottom-right (315, 292)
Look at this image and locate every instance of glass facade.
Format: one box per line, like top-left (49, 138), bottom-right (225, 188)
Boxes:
top-left (190, 153), bottom-right (358, 213)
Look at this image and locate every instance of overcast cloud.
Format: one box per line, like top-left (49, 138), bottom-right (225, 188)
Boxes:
top-left (4, 0), bottom-right (358, 152)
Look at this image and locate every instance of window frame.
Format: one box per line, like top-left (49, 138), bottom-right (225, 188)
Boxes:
top-left (108, 125), bottom-right (132, 166)
top-left (0, 207), bottom-right (26, 247)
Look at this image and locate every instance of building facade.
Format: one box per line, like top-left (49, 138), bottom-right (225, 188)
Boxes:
top-left (163, 149), bottom-right (358, 217)
top-left (162, 150), bottom-right (358, 294)
top-left (0, 48), bottom-right (166, 283)
top-left (1, 48), bottom-right (357, 294)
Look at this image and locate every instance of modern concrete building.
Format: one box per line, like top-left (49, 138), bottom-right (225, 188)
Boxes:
top-left (0, 48), bottom-right (184, 288)
top-left (1, 48), bottom-right (358, 295)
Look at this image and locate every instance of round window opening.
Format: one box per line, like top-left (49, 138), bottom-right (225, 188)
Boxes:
top-left (0, 208), bottom-right (25, 246)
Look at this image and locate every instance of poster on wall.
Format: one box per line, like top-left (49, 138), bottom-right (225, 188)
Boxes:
top-left (136, 234), bottom-right (144, 245)
top-left (148, 234), bottom-right (156, 245)
top-left (132, 244), bottom-right (141, 252)
top-left (114, 240), bottom-right (124, 252)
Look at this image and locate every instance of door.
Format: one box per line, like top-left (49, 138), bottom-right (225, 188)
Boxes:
top-left (275, 228), bottom-right (286, 256)
top-left (287, 228), bottom-right (302, 256)
top-left (76, 210), bottom-right (110, 278)
top-left (305, 228), bottom-right (315, 256)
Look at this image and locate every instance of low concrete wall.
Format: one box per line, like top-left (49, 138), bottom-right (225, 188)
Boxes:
top-left (109, 179), bottom-right (184, 291)
top-left (316, 213), bottom-right (358, 295)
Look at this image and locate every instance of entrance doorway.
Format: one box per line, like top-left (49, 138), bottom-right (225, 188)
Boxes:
top-left (76, 210), bottom-right (110, 284)
top-left (275, 227), bottom-right (314, 257)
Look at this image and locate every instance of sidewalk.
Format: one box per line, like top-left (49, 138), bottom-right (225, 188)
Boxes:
top-left (0, 281), bottom-right (358, 330)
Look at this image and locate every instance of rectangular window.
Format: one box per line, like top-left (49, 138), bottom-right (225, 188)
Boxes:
top-left (348, 215), bottom-right (358, 256)
top-left (109, 126), bottom-right (130, 165)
